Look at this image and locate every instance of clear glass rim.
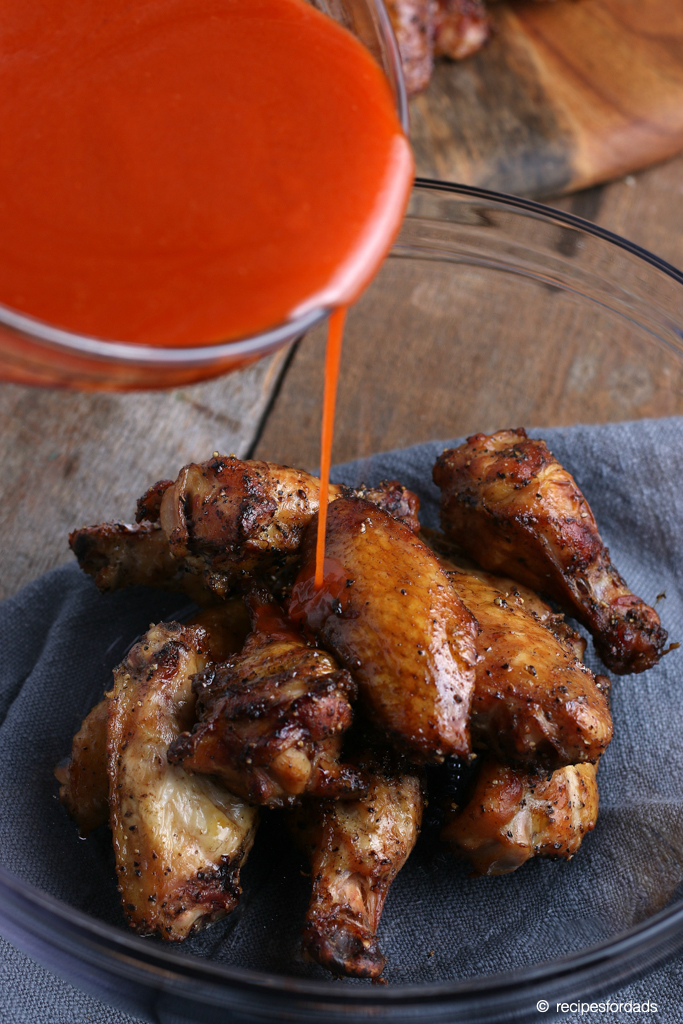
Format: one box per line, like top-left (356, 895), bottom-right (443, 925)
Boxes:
top-left (0, 178), bottom-right (681, 369)
top-left (2, 860), bottom-right (682, 1006)
top-left (411, 179), bottom-right (683, 287)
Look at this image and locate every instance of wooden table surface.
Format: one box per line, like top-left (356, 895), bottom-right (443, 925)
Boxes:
top-left (2, 151), bottom-right (683, 602)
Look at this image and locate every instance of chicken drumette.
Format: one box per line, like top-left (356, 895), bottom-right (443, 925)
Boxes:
top-left (290, 754), bottom-right (423, 979)
top-left (108, 621), bottom-right (258, 940)
top-left (433, 429), bottom-right (667, 674)
top-left (443, 757), bottom-right (599, 875)
top-left (290, 497), bottom-right (479, 762)
top-left (168, 589), bottom-right (366, 807)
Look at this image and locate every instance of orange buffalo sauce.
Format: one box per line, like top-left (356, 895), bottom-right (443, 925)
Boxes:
top-left (289, 555), bottom-right (350, 631)
top-left (315, 308), bottom-right (347, 587)
top-left (0, 0), bottom-right (413, 583)
top-left (0, 0), bottom-right (412, 346)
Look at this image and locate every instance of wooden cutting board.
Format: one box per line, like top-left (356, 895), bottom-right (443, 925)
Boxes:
top-left (410, 0), bottom-right (683, 197)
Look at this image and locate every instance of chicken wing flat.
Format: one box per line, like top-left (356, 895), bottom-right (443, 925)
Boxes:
top-left (290, 497), bottom-right (478, 762)
top-left (108, 621), bottom-right (258, 940)
top-left (290, 756), bottom-right (423, 978)
top-left (442, 757), bottom-right (598, 875)
top-left (385, 0), bottom-right (436, 96)
top-left (168, 591), bottom-right (365, 807)
top-left (71, 455), bottom-right (419, 601)
top-left (426, 540), bottom-right (612, 768)
top-left (423, 527), bottom-right (589, 660)
top-left (433, 429), bottom-right (667, 674)
top-left (55, 697), bottom-right (109, 837)
top-left (434, 0), bottom-right (490, 61)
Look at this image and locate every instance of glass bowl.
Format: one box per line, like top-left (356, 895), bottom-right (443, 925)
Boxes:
top-left (2, 180), bottom-right (683, 1023)
top-left (0, 0), bottom-right (407, 391)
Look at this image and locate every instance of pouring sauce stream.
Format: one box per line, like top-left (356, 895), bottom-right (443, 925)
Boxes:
top-left (315, 308), bottom-right (347, 588)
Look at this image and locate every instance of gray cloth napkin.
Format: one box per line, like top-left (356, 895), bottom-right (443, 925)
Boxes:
top-left (2, 417), bottom-right (683, 1024)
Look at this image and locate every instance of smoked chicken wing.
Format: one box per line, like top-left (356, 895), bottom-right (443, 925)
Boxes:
top-left (354, 479), bottom-right (421, 534)
top-left (168, 590), bottom-right (365, 807)
top-left (424, 529), bottom-right (590, 659)
top-left (56, 602), bottom-right (254, 877)
top-left (290, 497), bottom-right (478, 762)
top-left (433, 429), bottom-right (667, 674)
top-left (425, 535), bottom-right (613, 768)
top-left (71, 456), bottom-right (419, 601)
top-left (108, 621), bottom-right (258, 940)
top-left (443, 757), bottom-right (598, 875)
top-left (290, 755), bottom-right (423, 978)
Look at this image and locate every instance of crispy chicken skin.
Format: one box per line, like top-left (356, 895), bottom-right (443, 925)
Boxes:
top-left (108, 621), bottom-right (258, 940)
top-left (423, 528), bottom-right (589, 660)
top-left (71, 456), bottom-right (420, 600)
top-left (69, 521), bottom-right (190, 595)
top-left (55, 697), bottom-right (109, 837)
top-left (443, 757), bottom-right (598, 875)
top-left (385, 0), bottom-right (436, 96)
top-left (135, 478), bottom-right (173, 524)
top-left (168, 591), bottom-right (365, 807)
top-left (70, 457), bottom-right (348, 600)
top-left (434, 0), bottom-right (490, 61)
top-left (291, 756), bottom-right (423, 979)
top-left (158, 458), bottom-right (420, 591)
top-left (433, 429), bottom-right (668, 674)
top-left (158, 455), bottom-right (351, 598)
top-left (55, 602), bottom-right (251, 838)
top-left (426, 539), bottom-right (613, 768)
top-left (354, 479), bottom-right (421, 534)
top-left (290, 497), bottom-right (478, 762)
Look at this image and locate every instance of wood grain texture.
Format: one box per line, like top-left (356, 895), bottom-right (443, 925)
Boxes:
top-left (254, 153), bottom-right (683, 472)
top-left (0, 348), bottom-right (290, 600)
top-left (411, 0), bottom-right (683, 197)
top-left (554, 158), bottom-right (683, 271)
